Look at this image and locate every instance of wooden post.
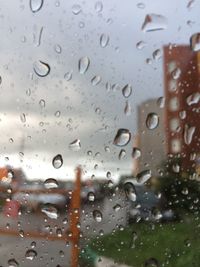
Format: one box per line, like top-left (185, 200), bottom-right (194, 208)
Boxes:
top-left (70, 166), bottom-right (81, 267)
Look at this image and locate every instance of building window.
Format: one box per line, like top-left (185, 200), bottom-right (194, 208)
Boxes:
top-left (169, 97), bottom-right (179, 111)
top-left (170, 118), bottom-right (180, 132)
top-left (171, 138), bottom-right (181, 153)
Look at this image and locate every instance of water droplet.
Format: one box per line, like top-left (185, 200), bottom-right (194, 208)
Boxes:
top-left (136, 41), bottom-right (146, 50)
top-left (190, 33), bottom-right (200, 51)
top-left (54, 44), bottom-right (62, 54)
top-left (132, 148), bottom-right (141, 159)
top-left (142, 14), bottom-right (167, 32)
top-left (55, 110), bottom-right (61, 117)
top-left (88, 192), bottom-right (95, 202)
top-left (20, 113), bottom-right (26, 123)
top-left (130, 231), bottom-right (138, 248)
top-left (72, 4), bottom-right (82, 15)
top-left (69, 139), bottom-right (81, 151)
top-left (78, 56), bottom-right (90, 74)
top-left (146, 113), bottom-right (159, 130)
top-left (100, 34), bottom-right (109, 48)
top-left (113, 129), bottom-right (131, 147)
top-left (8, 259), bottom-right (19, 267)
top-left (172, 163), bottom-right (180, 173)
top-left (144, 258), bottom-right (159, 267)
top-left (39, 99), bottom-right (45, 108)
top-left (137, 169), bottom-right (151, 184)
top-left (137, 2), bottom-right (145, 9)
top-left (25, 249), bottom-right (37, 260)
top-left (172, 68), bottom-right (181, 80)
top-left (106, 171), bottom-right (111, 178)
top-left (95, 1), bottom-right (103, 12)
top-left (113, 204), bottom-right (121, 212)
top-left (184, 124), bottom-right (195, 145)
top-left (44, 178), bottom-right (58, 189)
top-left (31, 241), bottom-right (36, 248)
top-left (30, 0), bottom-right (43, 13)
top-left (118, 149), bottom-right (126, 160)
top-left (41, 203), bottom-right (58, 219)
top-left (52, 154), bottom-right (63, 169)
top-left (33, 61), bottom-right (50, 77)
top-left (124, 101), bottom-right (132, 116)
top-left (186, 92), bottom-right (200, 106)
top-left (93, 210), bottom-right (102, 222)
top-left (157, 97), bottom-right (165, 108)
top-left (64, 71), bottom-right (73, 81)
top-left (124, 182), bottom-right (136, 201)
top-left (122, 84), bottom-right (132, 98)
top-left (153, 49), bottom-right (162, 60)
top-left (91, 75), bottom-right (101, 86)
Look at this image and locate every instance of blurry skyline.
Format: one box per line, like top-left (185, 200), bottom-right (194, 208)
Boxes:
top-left (0, 0), bottom-right (199, 180)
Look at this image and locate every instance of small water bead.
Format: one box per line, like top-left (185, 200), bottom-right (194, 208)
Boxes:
top-left (33, 61), bottom-right (50, 77)
top-left (136, 41), bottom-right (147, 50)
top-left (153, 49), bottom-right (162, 60)
top-left (54, 44), bottom-right (62, 54)
top-left (91, 75), bottom-right (101, 86)
top-left (142, 14), bottom-right (167, 32)
top-left (190, 33), bottom-right (200, 52)
top-left (30, 0), bottom-right (43, 13)
top-left (184, 124), bottom-right (195, 145)
top-left (172, 67), bottom-right (181, 80)
top-left (137, 169), bottom-right (151, 184)
top-left (157, 97), bottom-right (165, 108)
top-left (25, 249), bottom-right (37, 260)
top-left (41, 203), bottom-right (58, 219)
top-left (113, 129), bottom-right (131, 147)
top-left (93, 210), bottom-right (103, 223)
top-left (44, 178), bottom-right (58, 189)
top-left (144, 257), bottom-right (159, 267)
top-left (132, 147), bottom-right (141, 159)
top-left (39, 99), bottom-right (45, 108)
top-left (64, 71), bottom-right (73, 81)
top-left (124, 182), bottom-right (137, 201)
top-left (100, 34), bottom-right (109, 48)
top-left (113, 204), bottom-right (121, 212)
top-left (95, 1), bottom-right (103, 12)
top-left (78, 56), bottom-right (90, 74)
top-left (122, 84), bottom-right (132, 98)
top-left (72, 4), bottom-right (82, 15)
top-left (52, 154), bottom-right (63, 169)
top-left (146, 113), bottom-right (159, 130)
top-left (124, 101), bottom-right (132, 116)
top-left (69, 139), bottom-right (81, 151)
top-left (186, 92), bottom-right (200, 106)
top-left (118, 149), bottom-right (126, 160)
top-left (87, 192), bottom-right (95, 202)
top-left (8, 259), bottom-right (19, 267)
top-left (20, 113), bottom-right (26, 123)
top-left (31, 241), bottom-right (36, 248)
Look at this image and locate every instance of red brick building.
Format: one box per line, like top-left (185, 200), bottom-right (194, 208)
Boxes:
top-left (163, 45), bottom-right (200, 172)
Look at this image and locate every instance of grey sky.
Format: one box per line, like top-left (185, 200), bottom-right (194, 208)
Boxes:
top-left (0, 0), bottom-right (199, 180)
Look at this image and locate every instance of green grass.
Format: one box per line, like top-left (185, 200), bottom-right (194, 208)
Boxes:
top-left (89, 215), bottom-right (200, 267)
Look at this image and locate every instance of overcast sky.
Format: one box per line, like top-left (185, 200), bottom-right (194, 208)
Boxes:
top-left (0, 0), bottom-right (199, 181)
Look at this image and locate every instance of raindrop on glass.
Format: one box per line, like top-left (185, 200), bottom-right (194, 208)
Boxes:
top-left (33, 61), bottom-right (50, 77)
top-left (137, 169), bottom-right (152, 184)
top-left (184, 124), bottom-right (195, 145)
top-left (72, 4), bottom-right (82, 15)
top-left (93, 210), bottom-right (103, 222)
top-left (91, 75), bottom-right (101, 86)
top-left (30, 0), bottom-right (43, 13)
top-left (69, 139), bottom-right (81, 151)
top-left (132, 147), bottom-right (141, 159)
top-left (64, 71), bottom-right (73, 81)
top-left (8, 259), bottom-right (19, 267)
top-left (124, 182), bottom-right (137, 201)
top-left (190, 33), bottom-right (200, 52)
top-left (124, 101), bottom-right (132, 116)
top-left (52, 154), bottom-right (63, 169)
top-left (146, 113), bottom-right (159, 130)
top-left (25, 249), bottom-right (37, 260)
top-left (142, 14), bottom-right (167, 32)
top-left (44, 178), bottom-right (58, 189)
top-left (88, 192), bottom-right (95, 202)
top-left (100, 34), bottom-right (109, 48)
top-left (113, 129), bottom-right (131, 147)
top-left (122, 84), bottom-right (132, 98)
top-left (41, 203), bottom-right (58, 219)
top-left (78, 56), bottom-right (90, 74)
top-left (119, 149), bottom-right (126, 160)
top-left (95, 1), bottom-right (103, 12)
